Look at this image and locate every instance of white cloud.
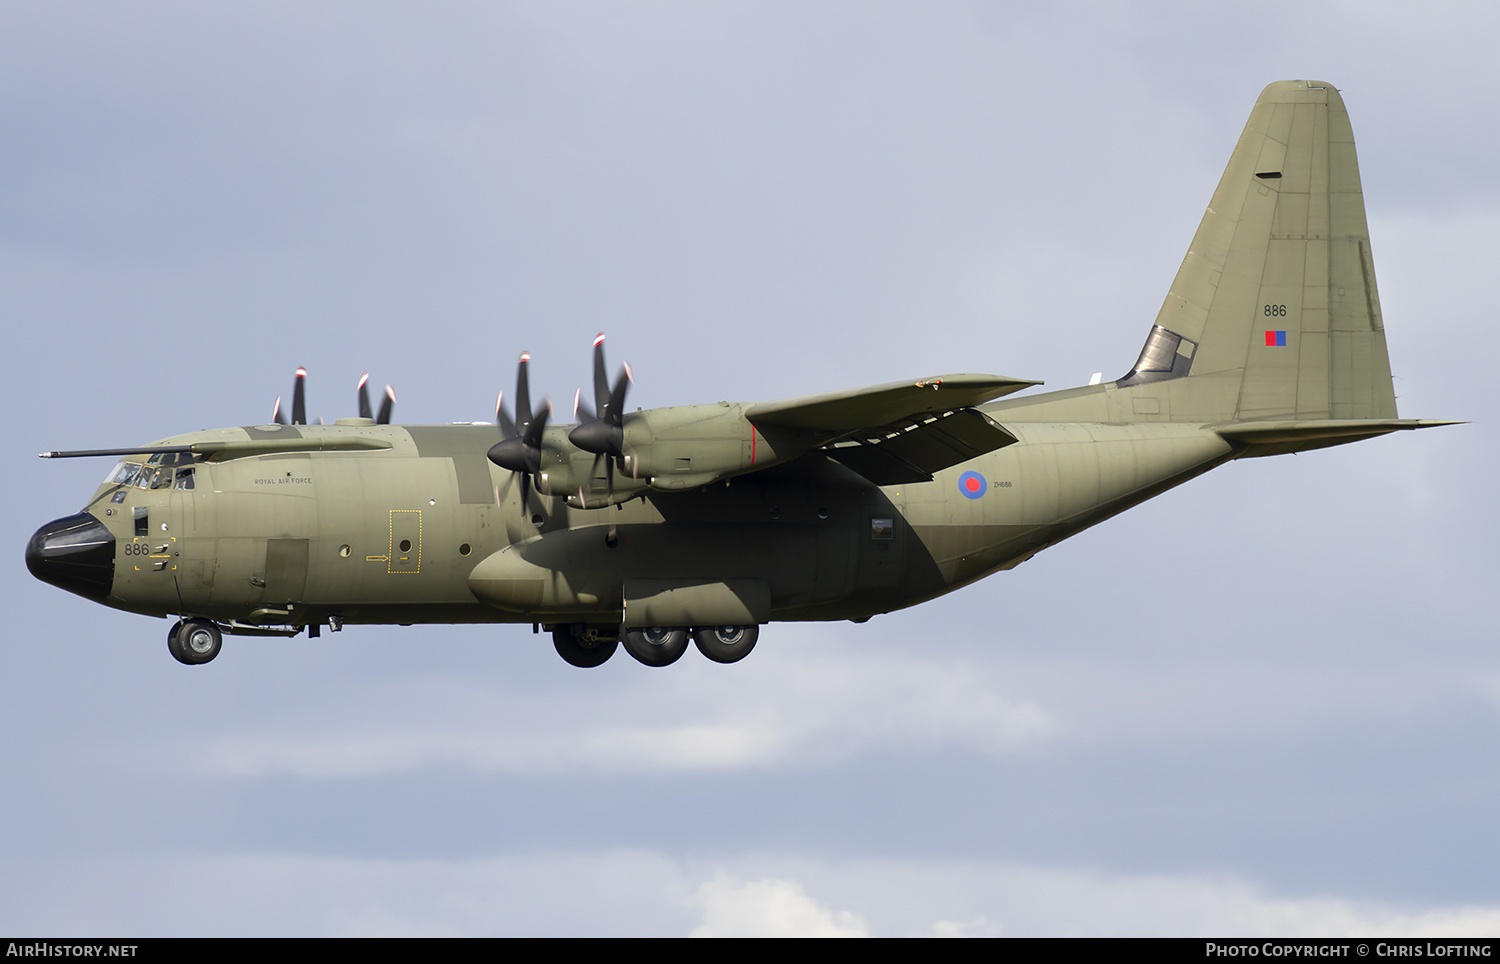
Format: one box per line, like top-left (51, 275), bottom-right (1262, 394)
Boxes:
top-left (688, 873), bottom-right (868, 938)
top-left (196, 640), bottom-right (1060, 779)
top-left (7, 850), bottom-right (1499, 938)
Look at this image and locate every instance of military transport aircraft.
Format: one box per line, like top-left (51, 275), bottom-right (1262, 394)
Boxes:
top-left (26, 80), bottom-right (1455, 669)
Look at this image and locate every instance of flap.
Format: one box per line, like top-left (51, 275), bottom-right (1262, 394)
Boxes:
top-left (825, 408), bottom-right (1020, 484)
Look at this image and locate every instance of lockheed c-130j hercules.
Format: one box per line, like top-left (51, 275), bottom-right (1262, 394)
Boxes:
top-left (27, 81), bottom-right (1456, 669)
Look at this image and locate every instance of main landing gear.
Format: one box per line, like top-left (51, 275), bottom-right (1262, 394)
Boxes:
top-left (549, 623), bottom-right (760, 668)
top-left (167, 618), bottom-right (222, 665)
top-left (622, 627), bottom-right (690, 666)
top-left (551, 624), bottom-right (619, 668)
top-left (692, 625), bottom-right (759, 664)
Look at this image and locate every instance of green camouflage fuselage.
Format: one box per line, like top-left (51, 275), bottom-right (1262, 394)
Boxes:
top-left (91, 403), bottom-right (1232, 629)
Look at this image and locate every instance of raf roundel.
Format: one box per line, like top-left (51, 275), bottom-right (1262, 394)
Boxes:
top-left (958, 470), bottom-right (987, 500)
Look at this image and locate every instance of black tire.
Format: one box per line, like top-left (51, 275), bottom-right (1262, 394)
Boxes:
top-left (693, 625), bottom-right (759, 664)
top-left (621, 627), bottom-right (689, 667)
top-left (166, 619), bottom-right (189, 664)
top-left (553, 625), bottom-right (618, 668)
top-left (177, 619), bottom-right (222, 665)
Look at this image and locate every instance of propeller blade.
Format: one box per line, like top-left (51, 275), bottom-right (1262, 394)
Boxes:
top-left (515, 352), bottom-right (532, 432)
top-left (272, 396), bottom-right (286, 425)
top-left (292, 367), bottom-right (307, 426)
top-left (606, 361), bottom-right (632, 427)
top-left (574, 388), bottom-right (596, 424)
top-left (523, 400), bottom-right (551, 452)
top-left (495, 391), bottom-right (517, 437)
top-left (358, 373), bottom-right (373, 420)
top-left (592, 332), bottom-right (610, 416)
top-left (377, 386), bottom-right (395, 424)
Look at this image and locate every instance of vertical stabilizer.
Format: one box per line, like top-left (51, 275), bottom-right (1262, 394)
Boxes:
top-left (1120, 80), bottom-right (1397, 423)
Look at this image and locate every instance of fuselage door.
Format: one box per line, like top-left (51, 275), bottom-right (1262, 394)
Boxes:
top-left (386, 509), bottom-right (422, 574)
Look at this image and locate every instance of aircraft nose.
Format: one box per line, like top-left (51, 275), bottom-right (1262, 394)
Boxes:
top-left (26, 512), bottom-right (115, 600)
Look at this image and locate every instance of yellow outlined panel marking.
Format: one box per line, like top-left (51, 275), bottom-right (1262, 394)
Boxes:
top-left (131, 535), bottom-right (177, 571)
top-left (387, 509), bottom-right (422, 574)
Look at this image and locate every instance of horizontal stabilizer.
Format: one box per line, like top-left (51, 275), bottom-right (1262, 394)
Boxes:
top-left (1217, 418), bottom-right (1461, 456)
top-left (747, 373), bottom-right (1037, 433)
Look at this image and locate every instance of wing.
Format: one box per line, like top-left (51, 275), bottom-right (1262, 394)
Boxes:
top-left (745, 373), bottom-right (1035, 431)
top-left (746, 373), bottom-right (1038, 484)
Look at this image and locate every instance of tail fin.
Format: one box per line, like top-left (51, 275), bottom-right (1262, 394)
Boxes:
top-left (1119, 80), bottom-right (1397, 423)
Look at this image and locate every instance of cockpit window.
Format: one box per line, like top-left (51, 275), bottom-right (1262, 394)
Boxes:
top-left (106, 461), bottom-right (147, 487)
top-left (106, 456), bottom-right (194, 491)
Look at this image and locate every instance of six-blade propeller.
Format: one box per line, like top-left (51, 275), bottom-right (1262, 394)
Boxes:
top-left (266, 338), bottom-right (632, 515)
top-left (273, 369), bottom-right (396, 426)
top-left (487, 352), bottom-right (552, 510)
top-left (567, 333), bottom-right (633, 505)
top-left (357, 373), bottom-right (397, 424)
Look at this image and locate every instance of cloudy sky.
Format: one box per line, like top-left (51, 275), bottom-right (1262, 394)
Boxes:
top-left (2, 1), bottom-right (1495, 937)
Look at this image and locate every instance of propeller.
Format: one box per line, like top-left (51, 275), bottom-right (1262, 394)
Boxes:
top-left (272, 368), bottom-right (397, 425)
top-left (357, 373), bottom-right (397, 424)
top-left (567, 333), bottom-right (633, 504)
top-left (272, 367), bottom-right (308, 425)
top-left (487, 352), bottom-right (551, 512)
